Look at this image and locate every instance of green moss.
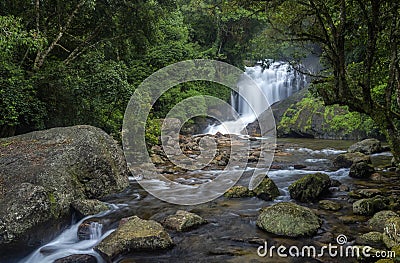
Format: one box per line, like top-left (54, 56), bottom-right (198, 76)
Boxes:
top-left (278, 91), bottom-right (381, 138)
top-left (48, 192), bottom-right (59, 218)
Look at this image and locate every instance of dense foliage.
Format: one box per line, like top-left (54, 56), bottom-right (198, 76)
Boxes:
top-left (0, 0), bottom-right (266, 139)
top-left (1, 0), bottom-right (399, 163)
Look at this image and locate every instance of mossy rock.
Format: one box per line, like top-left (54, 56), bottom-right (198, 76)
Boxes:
top-left (353, 195), bottom-right (389, 215)
top-left (318, 200), bottom-right (342, 211)
top-left (333, 152), bottom-right (371, 168)
top-left (348, 138), bottom-right (383, 155)
top-left (383, 217), bottom-right (400, 249)
top-left (369, 211), bottom-right (399, 232)
top-left (349, 161), bottom-right (375, 179)
top-left (356, 232), bottom-right (384, 247)
top-left (224, 186), bottom-right (255, 198)
top-left (162, 210), bottom-right (207, 232)
top-left (256, 202), bottom-right (321, 237)
top-left (288, 173), bottom-right (331, 203)
top-left (71, 199), bottom-right (109, 218)
top-left (95, 216), bottom-right (173, 260)
top-left (252, 178), bottom-right (280, 201)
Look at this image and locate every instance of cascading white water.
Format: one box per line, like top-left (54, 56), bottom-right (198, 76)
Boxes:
top-left (205, 61), bottom-right (307, 134)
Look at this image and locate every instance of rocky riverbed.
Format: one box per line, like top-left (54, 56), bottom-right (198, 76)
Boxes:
top-left (2, 127), bottom-right (400, 263)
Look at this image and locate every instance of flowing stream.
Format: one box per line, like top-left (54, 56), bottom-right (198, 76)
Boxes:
top-left (14, 138), bottom-right (395, 263)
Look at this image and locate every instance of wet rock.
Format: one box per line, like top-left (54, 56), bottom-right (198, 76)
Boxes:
top-left (318, 200), bottom-right (342, 211)
top-left (353, 196), bottom-right (389, 215)
top-left (256, 202), bottom-right (321, 237)
top-left (330, 179), bottom-right (341, 187)
top-left (54, 254), bottom-right (97, 263)
top-left (358, 189), bottom-right (382, 198)
top-left (288, 173), bottom-right (331, 203)
top-left (0, 125), bottom-right (129, 249)
top-left (368, 211), bottom-right (399, 232)
top-left (339, 185), bottom-right (350, 191)
top-left (333, 152), bottom-right (371, 168)
top-left (224, 186), bottom-right (255, 198)
top-left (348, 138), bottom-right (383, 155)
top-left (349, 161), bottom-right (375, 178)
top-left (162, 210), bottom-right (207, 232)
top-left (293, 164), bottom-right (307, 169)
top-left (151, 154), bottom-right (165, 165)
top-left (356, 232), bottom-right (384, 247)
top-left (71, 199), bottom-right (109, 218)
top-left (95, 216), bottom-right (173, 261)
top-left (253, 178), bottom-right (280, 201)
top-left (77, 220), bottom-right (103, 240)
top-left (316, 232), bottom-right (334, 244)
top-left (383, 217), bottom-right (400, 249)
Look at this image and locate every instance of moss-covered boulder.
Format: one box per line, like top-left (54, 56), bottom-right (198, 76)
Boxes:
top-left (95, 216), bottom-right (173, 260)
top-left (162, 210), bottom-right (207, 232)
top-left (252, 178), bottom-right (280, 201)
top-left (224, 186), bottom-right (255, 198)
top-left (333, 152), bottom-right (371, 168)
top-left (348, 138), bottom-right (383, 155)
top-left (356, 232), bottom-right (384, 247)
top-left (383, 217), bottom-right (400, 249)
top-left (318, 200), bottom-right (342, 211)
top-left (353, 196), bottom-right (389, 215)
top-left (368, 211), bottom-right (399, 232)
top-left (288, 173), bottom-right (331, 203)
top-left (349, 161), bottom-right (375, 179)
top-left (256, 202), bottom-right (321, 237)
top-left (0, 125), bottom-right (129, 253)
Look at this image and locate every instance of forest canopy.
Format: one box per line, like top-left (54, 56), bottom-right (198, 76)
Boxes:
top-left (1, 0), bottom-right (399, 162)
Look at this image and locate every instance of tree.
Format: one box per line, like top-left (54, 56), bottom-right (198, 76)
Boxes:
top-left (262, 0), bottom-right (400, 164)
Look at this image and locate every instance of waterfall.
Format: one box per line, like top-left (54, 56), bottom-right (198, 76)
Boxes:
top-left (205, 61), bottom-right (307, 135)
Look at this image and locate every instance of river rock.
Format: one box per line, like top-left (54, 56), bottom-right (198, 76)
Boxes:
top-left (256, 202), bottom-right (321, 237)
top-left (349, 161), bottom-right (375, 178)
top-left (333, 152), bottom-right (371, 168)
top-left (356, 232), bottom-right (384, 247)
top-left (54, 254), bottom-right (97, 263)
top-left (162, 210), bottom-right (207, 231)
top-left (383, 217), bottom-right (400, 249)
top-left (348, 138), bottom-right (383, 155)
top-left (95, 216), bottom-right (173, 260)
top-left (224, 186), bottom-right (255, 198)
top-left (288, 173), bottom-right (331, 203)
top-left (353, 196), bottom-right (389, 215)
top-left (368, 211), bottom-right (399, 232)
top-left (0, 125), bottom-right (129, 251)
top-left (71, 199), bottom-right (109, 219)
top-left (318, 200), bottom-right (342, 211)
top-left (252, 178), bottom-right (280, 201)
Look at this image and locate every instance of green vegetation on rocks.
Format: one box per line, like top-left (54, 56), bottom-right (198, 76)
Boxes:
top-left (252, 178), bottom-right (280, 201)
top-left (95, 216), bottom-right (173, 261)
top-left (162, 210), bottom-right (207, 232)
top-left (256, 202), bottom-right (321, 237)
top-left (288, 173), bottom-right (331, 203)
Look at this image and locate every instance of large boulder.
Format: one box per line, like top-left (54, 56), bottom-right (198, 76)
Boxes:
top-left (349, 161), bottom-right (375, 178)
top-left (95, 216), bottom-right (173, 260)
top-left (256, 202), bottom-right (321, 237)
top-left (288, 173), bottom-right (331, 203)
top-left (348, 138), bottom-right (383, 155)
top-left (0, 125), bottom-right (129, 252)
top-left (333, 152), bottom-right (371, 168)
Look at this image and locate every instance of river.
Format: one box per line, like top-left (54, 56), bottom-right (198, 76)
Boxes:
top-left (16, 137), bottom-right (395, 263)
